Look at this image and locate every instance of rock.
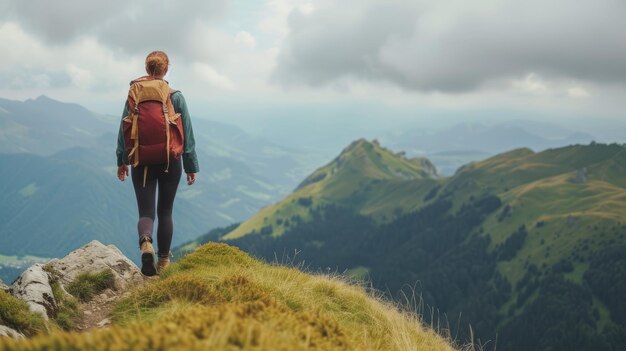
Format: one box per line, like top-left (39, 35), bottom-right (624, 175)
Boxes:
top-left (96, 318), bottom-right (111, 328)
top-left (10, 264), bottom-right (56, 320)
top-left (0, 325), bottom-right (25, 339)
top-left (419, 158), bottom-right (439, 178)
top-left (46, 240), bottom-right (143, 292)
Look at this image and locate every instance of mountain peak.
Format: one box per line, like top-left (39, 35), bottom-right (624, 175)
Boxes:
top-left (297, 139), bottom-right (437, 191)
top-left (339, 138), bottom-right (379, 155)
top-left (35, 95), bottom-right (52, 101)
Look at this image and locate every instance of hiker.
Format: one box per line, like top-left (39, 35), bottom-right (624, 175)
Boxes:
top-left (115, 51), bottom-right (199, 276)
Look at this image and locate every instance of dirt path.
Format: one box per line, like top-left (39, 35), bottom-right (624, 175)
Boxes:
top-left (75, 288), bottom-right (120, 330)
top-left (75, 276), bottom-right (156, 331)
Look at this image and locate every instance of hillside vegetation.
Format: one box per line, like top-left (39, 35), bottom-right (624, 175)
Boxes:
top-left (177, 140), bottom-right (626, 351)
top-left (224, 139), bottom-right (439, 240)
top-left (0, 243), bottom-right (455, 351)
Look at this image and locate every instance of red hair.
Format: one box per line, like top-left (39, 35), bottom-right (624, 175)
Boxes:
top-left (145, 51), bottom-right (169, 77)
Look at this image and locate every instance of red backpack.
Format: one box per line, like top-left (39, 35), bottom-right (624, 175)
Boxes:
top-left (122, 76), bottom-right (184, 184)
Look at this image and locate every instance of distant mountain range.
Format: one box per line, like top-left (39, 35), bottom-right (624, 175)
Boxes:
top-left (176, 139), bottom-right (626, 351)
top-left (381, 121), bottom-right (596, 175)
top-left (0, 96), bottom-right (115, 155)
top-left (0, 95), bottom-right (322, 275)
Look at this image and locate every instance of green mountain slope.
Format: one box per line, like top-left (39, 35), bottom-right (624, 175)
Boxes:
top-left (224, 139), bottom-right (439, 240)
top-left (444, 144), bottom-right (626, 285)
top-left (0, 243), bottom-right (455, 351)
top-left (178, 140), bottom-right (626, 351)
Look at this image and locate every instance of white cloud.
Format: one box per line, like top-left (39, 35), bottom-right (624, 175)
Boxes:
top-left (66, 64), bottom-right (93, 90)
top-left (192, 63), bottom-right (235, 90)
top-left (511, 74), bottom-right (550, 95)
top-left (235, 31), bottom-right (256, 49)
top-left (567, 87), bottom-right (590, 99)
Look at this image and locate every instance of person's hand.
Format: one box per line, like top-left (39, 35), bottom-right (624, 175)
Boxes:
top-left (117, 165), bottom-right (129, 181)
top-left (187, 173), bottom-right (196, 186)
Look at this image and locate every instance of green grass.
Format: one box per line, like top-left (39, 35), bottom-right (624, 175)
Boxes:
top-left (563, 262), bottom-right (589, 285)
top-left (66, 270), bottom-right (115, 302)
top-left (0, 243), bottom-right (455, 351)
top-left (50, 281), bottom-right (80, 331)
top-left (0, 290), bottom-right (46, 336)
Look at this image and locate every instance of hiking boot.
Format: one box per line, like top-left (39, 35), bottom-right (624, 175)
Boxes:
top-left (156, 251), bottom-right (173, 274)
top-left (140, 238), bottom-right (157, 277)
top-left (156, 257), bottom-right (170, 274)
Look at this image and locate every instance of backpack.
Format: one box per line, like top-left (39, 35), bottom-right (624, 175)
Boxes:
top-left (122, 76), bottom-right (184, 182)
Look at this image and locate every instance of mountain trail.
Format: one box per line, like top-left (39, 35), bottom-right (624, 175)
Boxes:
top-left (75, 276), bottom-right (155, 331)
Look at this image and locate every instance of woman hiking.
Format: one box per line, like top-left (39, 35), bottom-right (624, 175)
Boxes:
top-left (115, 51), bottom-right (199, 276)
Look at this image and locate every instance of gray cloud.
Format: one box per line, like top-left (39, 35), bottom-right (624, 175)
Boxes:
top-left (2, 0), bottom-right (229, 60)
top-left (272, 0), bottom-right (626, 92)
top-left (3, 0), bottom-right (129, 44)
top-left (96, 1), bottom-right (229, 59)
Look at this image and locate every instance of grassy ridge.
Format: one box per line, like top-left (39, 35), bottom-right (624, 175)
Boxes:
top-left (446, 145), bottom-right (626, 288)
top-left (0, 243), bottom-right (455, 351)
top-left (224, 139), bottom-right (439, 239)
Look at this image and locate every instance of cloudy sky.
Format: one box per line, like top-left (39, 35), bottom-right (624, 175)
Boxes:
top-left (0, 0), bottom-right (624, 132)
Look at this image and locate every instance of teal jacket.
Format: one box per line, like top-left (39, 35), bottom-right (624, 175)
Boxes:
top-left (116, 91), bottom-right (200, 174)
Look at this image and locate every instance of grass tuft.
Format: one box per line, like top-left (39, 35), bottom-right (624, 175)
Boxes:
top-left (49, 281), bottom-right (80, 331)
top-left (66, 269), bottom-right (115, 302)
top-left (0, 290), bottom-right (46, 336)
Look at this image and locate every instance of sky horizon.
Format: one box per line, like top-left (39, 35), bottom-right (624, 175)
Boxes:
top-left (0, 0), bottom-right (624, 137)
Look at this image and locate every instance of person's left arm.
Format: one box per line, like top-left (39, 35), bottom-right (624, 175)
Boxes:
top-left (116, 102), bottom-right (130, 181)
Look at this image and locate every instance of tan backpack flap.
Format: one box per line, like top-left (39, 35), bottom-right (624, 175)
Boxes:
top-left (128, 80), bottom-right (170, 106)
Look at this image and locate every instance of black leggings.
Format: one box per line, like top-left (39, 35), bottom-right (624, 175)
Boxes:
top-left (131, 158), bottom-right (182, 258)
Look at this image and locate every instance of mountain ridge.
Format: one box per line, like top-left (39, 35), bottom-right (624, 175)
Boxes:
top-left (178, 139), bottom-right (626, 351)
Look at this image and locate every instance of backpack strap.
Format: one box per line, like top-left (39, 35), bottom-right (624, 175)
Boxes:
top-left (126, 96), bottom-right (140, 167)
top-left (163, 88), bottom-right (180, 173)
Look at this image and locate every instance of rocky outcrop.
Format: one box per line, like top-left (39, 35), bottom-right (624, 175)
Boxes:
top-left (45, 240), bottom-right (143, 292)
top-left (9, 264), bottom-right (57, 320)
top-left (418, 158), bottom-right (439, 178)
top-left (0, 325), bottom-right (25, 339)
top-left (4, 240), bottom-right (144, 336)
